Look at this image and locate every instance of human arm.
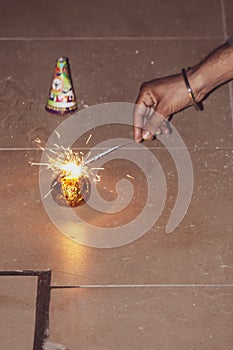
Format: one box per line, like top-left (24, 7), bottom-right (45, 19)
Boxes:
top-left (134, 36), bottom-right (233, 142)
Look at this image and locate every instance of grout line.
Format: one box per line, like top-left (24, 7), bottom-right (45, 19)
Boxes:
top-left (0, 148), bottom-right (41, 151)
top-left (228, 82), bottom-right (233, 127)
top-left (220, 0), bottom-right (233, 127)
top-left (0, 147), bottom-right (232, 151)
top-left (0, 36), bottom-right (223, 42)
top-left (220, 0), bottom-right (228, 39)
top-left (50, 283), bottom-right (233, 289)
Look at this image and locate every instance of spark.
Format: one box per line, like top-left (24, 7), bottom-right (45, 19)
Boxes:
top-left (44, 188), bottom-right (54, 199)
top-left (30, 133), bottom-right (135, 205)
top-left (30, 132), bottom-right (102, 205)
top-left (86, 134), bottom-right (92, 145)
top-left (30, 139), bottom-right (102, 201)
top-left (40, 147), bottom-right (91, 180)
top-left (48, 149), bottom-right (58, 154)
top-left (126, 174), bottom-right (135, 180)
top-left (55, 131), bottom-right (61, 138)
top-left (34, 138), bottom-right (42, 144)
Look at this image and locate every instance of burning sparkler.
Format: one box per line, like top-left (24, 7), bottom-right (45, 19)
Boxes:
top-left (30, 137), bottom-right (101, 207)
top-left (46, 147), bottom-right (94, 207)
top-left (30, 135), bottom-right (134, 208)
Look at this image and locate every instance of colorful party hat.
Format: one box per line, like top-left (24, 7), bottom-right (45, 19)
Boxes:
top-left (46, 57), bottom-right (77, 114)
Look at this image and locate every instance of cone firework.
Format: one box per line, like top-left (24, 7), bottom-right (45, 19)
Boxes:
top-left (46, 57), bottom-right (77, 114)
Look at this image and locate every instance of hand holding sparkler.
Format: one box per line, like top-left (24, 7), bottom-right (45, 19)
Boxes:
top-left (134, 37), bottom-right (233, 142)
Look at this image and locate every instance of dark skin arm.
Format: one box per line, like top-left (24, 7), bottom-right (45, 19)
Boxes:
top-left (134, 38), bottom-right (233, 142)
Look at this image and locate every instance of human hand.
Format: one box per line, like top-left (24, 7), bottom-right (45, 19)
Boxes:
top-left (133, 73), bottom-right (197, 142)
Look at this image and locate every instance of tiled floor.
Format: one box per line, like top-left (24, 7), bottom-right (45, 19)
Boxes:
top-left (0, 1), bottom-right (233, 350)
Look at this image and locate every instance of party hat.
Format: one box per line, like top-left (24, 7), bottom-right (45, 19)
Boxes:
top-left (46, 57), bottom-right (77, 114)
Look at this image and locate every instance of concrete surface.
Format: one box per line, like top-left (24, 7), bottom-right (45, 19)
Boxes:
top-left (0, 0), bottom-right (233, 349)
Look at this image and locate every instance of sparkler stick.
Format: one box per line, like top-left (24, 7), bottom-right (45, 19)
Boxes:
top-left (84, 141), bottom-right (135, 166)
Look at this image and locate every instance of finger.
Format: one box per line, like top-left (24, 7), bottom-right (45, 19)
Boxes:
top-left (142, 127), bottom-right (161, 141)
top-left (133, 96), bottom-right (145, 143)
top-left (133, 92), bottom-right (155, 143)
top-left (141, 130), bottom-right (155, 141)
top-left (142, 110), bottom-right (165, 140)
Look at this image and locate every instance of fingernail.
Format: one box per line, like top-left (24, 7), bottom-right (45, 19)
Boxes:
top-left (142, 131), bottom-right (151, 140)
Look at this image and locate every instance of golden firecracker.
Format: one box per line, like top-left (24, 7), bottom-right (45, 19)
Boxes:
top-left (51, 174), bottom-right (91, 207)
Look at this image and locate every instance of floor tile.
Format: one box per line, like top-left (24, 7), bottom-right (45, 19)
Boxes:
top-left (0, 276), bottom-right (37, 350)
top-left (48, 287), bottom-right (233, 350)
top-left (0, 0), bottom-right (223, 38)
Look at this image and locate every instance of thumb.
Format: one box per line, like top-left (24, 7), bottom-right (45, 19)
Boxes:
top-left (142, 110), bottom-right (165, 140)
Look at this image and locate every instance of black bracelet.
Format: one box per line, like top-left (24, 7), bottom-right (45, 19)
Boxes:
top-left (181, 68), bottom-right (203, 111)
